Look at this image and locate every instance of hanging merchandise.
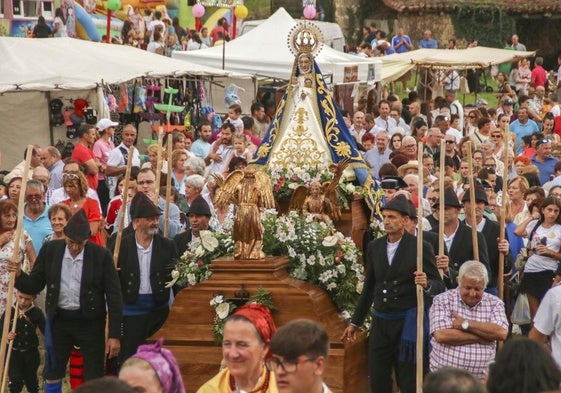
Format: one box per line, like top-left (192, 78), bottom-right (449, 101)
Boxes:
top-left (49, 99), bottom-right (64, 126)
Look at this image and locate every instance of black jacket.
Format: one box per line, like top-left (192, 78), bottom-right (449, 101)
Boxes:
top-left (15, 240), bottom-right (123, 339)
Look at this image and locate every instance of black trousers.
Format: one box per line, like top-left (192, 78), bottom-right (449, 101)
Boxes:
top-left (9, 348), bottom-right (40, 393)
top-left (119, 307), bottom-right (169, 364)
top-left (368, 316), bottom-right (428, 393)
top-left (45, 314), bottom-right (106, 381)
top-left (97, 180), bottom-right (110, 216)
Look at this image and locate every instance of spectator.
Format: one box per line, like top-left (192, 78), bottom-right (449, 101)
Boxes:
top-left (53, 7), bottom-right (67, 37)
top-left (33, 16), bottom-right (52, 38)
top-left (424, 367), bottom-right (485, 393)
top-left (419, 30), bottom-right (438, 49)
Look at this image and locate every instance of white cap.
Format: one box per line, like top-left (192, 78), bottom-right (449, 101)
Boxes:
top-left (96, 118), bottom-right (119, 131)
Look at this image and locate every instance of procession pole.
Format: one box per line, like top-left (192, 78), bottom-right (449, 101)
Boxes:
top-left (466, 141), bottom-right (479, 260)
top-left (112, 146), bottom-right (135, 267)
top-left (164, 138), bottom-right (173, 238)
top-left (437, 139), bottom-right (445, 278)
top-left (498, 125), bottom-right (510, 301)
top-left (0, 146), bottom-right (33, 389)
top-left (416, 142), bottom-right (425, 393)
top-left (0, 303), bottom-right (19, 392)
top-left (153, 128), bottom-right (164, 205)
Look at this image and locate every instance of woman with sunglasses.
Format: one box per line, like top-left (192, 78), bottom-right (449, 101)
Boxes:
top-left (0, 200), bottom-right (35, 316)
top-left (542, 113), bottom-right (560, 144)
top-left (198, 304), bottom-right (278, 393)
top-left (61, 171), bottom-right (104, 246)
top-left (466, 109), bottom-right (482, 135)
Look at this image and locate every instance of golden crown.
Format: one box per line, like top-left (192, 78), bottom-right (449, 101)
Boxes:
top-left (287, 21), bottom-right (324, 58)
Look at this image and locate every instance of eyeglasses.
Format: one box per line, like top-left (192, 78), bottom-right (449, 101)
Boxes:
top-left (468, 115), bottom-right (476, 119)
top-left (265, 357), bottom-right (317, 374)
top-left (445, 140), bottom-right (455, 144)
top-left (137, 180), bottom-right (155, 186)
top-left (485, 164), bottom-right (496, 168)
top-left (403, 144), bottom-right (416, 148)
top-left (491, 134), bottom-right (502, 138)
top-left (26, 194), bottom-right (42, 200)
top-left (63, 173), bottom-right (79, 180)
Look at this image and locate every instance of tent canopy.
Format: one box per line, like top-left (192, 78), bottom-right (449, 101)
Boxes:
top-left (379, 46), bottom-right (536, 83)
top-left (172, 8), bottom-right (382, 84)
top-left (0, 37), bottom-right (248, 93)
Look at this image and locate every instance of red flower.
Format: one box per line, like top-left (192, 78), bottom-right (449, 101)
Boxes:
top-left (196, 260), bottom-right (204, 266)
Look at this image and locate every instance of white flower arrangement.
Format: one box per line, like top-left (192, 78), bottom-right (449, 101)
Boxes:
top-left (174, 209), bottom-right (366, 329)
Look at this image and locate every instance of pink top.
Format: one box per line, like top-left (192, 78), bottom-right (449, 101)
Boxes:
top-left (93, 138), bottom-right (115, 181)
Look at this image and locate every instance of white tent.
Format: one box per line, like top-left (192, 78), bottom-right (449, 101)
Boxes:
top-left (0, 36), bottom-right (244, 93)
top-left (172, 8), bottom-right (382, 85)
top-left (379, 47), bottom-right (536, 84)
top-left (0, 37), bottom-right (249, 168)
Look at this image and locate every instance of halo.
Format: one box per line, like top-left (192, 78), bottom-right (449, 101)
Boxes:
top-left (287, 21), bottom-right (324, 58)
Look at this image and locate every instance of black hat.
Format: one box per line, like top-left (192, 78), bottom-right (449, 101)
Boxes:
top-left (443, 187), bottom-right (462, 208)
top-left (188, 195), bottom-right (211, 216)
top-left (131, 192), bottom-right (161, 219)
top-left (381, 194), bottom-right (412, 216)
top-left (461, 182), bottom-right (488, 205)
top-left (381, 176), bottom-right (408, 190)
top-left (63, 209), bottom-right (91, 242)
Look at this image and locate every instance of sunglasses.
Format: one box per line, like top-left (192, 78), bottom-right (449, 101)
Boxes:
top-left (445, 140), bottom-right (455, 144)
top-left (491, 134), bottom-right (502, 138)
top-left (63, 173), bottom-right (80, 180)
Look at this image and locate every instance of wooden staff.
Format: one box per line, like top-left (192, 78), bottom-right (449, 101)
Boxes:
top-left (164, 137), bottom-right (173, 238)
top-left (498, 125), bottom-right (510, 300)
top-left (1, 303), bottom-right (18, 392)
top-left (438, 138), bottom-right (445, 278)
top-left (0, 146), bottom-right (33, 388)
top-left (416, 142), bottom-right (425, 393)
top-left (112, 146), bottom-right (136, 267)
top-left (466, 141), bottom-right (479, 260)
top-left (153, 127), bottom-right (164, 205)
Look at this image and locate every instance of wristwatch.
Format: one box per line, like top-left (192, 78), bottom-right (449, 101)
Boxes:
top-left (461, 319), bottom-right (470, 331)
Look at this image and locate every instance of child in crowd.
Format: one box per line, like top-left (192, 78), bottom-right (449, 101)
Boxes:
top-left (224, 104), bottom-right (244, 133)
top-left (1, 291), bottom-right (45, 393)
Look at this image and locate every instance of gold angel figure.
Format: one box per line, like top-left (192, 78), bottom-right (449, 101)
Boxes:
top-left (213, 168), bottom-right (276, 260)
top-left (290, 158), bottom-right (350, 222)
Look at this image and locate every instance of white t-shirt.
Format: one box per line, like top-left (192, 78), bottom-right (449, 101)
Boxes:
top-left (533, 284), bottom-right (561, 370)
top-left (525, 220), bottom-right (561, 273)
top-left (53, 17), bottom-right (67, 37)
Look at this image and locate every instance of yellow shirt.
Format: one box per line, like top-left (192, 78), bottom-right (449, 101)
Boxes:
top-left (197, 367), bottom-right (278, 393)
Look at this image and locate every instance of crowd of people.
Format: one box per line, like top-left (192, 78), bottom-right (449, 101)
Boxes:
top-left (5, 14), bottom-right (561, 391)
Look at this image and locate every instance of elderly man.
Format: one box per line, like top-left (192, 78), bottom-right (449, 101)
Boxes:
top-left (424, 128), bottom-right (443, 156)
top-left (350, 111), bottom-right (366, 142)
top-left (32, 166), bottom-right (52, 205)
top-left (111, 168), bottom-right (181, 238)
top-left (341, 195), bottom-right (444, 393)
top-left (531, 137), bottom-right (558, 185)
top-left (23, 179), bottom-right (52, 255)
top-left (116, 191), bottom-right (178, 362)
top-left (364, 131), bottom-right (391, 179)
top-left (10, 210), bottom-right (122, 393)
top-left (40, 146), bottom-right (64, 190)
top-left (429, 260), bottom-right (508, 379)
top-left (269, 319), bottom-right (333, 393)
top-left (433, 133), bottom-right (460, 170)
top-left (105, 124), bottom-right (141, 198)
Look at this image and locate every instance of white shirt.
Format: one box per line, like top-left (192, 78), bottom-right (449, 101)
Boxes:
top-left (449, 99), bottom-right (464, 133)
top-left (386, 238), bottom-right (401, 266)
top-left (533, 284), bottom-right (561, 370)
top-left (443, 221), bottom-right (460, 252)
top-left (208, 144), bottom-right (234, 175)
top-left (58, 247), bottom-right (84, 310)
top-left (374, 116), bottom-right (397, 133)
top-left (136, 236), bottom-right (153, 295)
top-left (106, 143), bottom-right (141, 197)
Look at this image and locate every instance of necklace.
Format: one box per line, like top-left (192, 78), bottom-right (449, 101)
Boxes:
top-left (229, 368), bottom-right (270, 393)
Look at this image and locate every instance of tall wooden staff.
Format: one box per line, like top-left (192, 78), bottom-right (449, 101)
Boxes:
top-left (416, 142), bottom-right (425, 393)
top-left (164, 137), bottom-right (173, 238)
top-left (437, 138), bottom-right (445, 278)
top-left (112, 146), bottom-right (136, 267)
top-left (498, 126), bottom-right (510, 300)
top-left (466, 141), bottom-right (479, 260)
top-left (153, 128), bottom-right (164, 205)
top-left (0, 146), bottom-right (33, 388)
top-left (1, 303), bottom-right (18, 392)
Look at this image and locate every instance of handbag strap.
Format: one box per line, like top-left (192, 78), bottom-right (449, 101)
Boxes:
top-left (527, 220), bottom-right (542, 250)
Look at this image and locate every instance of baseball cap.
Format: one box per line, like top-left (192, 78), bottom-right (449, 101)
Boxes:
top-left (96, 118), bottom-right (119, 131)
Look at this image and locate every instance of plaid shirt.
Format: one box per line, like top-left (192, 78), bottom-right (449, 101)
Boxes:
top-left (429, 288), bottom-right (508, 379)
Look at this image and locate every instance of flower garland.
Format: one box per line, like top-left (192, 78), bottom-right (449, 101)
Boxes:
top-left (173, 210), bottom-right (367, 328)
top-left (268, 163), bottom-right (333, 200)
top-left (210, 288), bottom-right (276, 344)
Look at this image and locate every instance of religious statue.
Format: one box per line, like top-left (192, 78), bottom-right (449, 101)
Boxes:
top-left (213, 169), bottom-right (275, 260)
top-left (289, 158), bottom-right (350, 222)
